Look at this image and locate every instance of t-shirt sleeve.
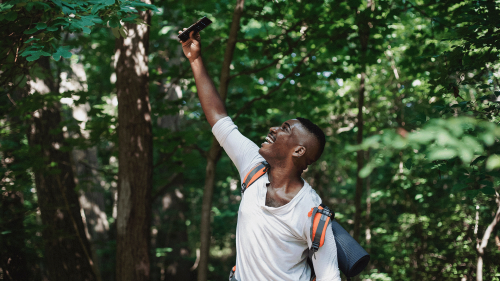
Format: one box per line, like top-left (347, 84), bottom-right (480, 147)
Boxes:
top-left (212, 116), bottom-right (265, 180)
top-left (304, 215), bottom-right (342, 281)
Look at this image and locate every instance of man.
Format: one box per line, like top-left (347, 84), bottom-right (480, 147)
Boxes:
top-left (179, 29), bottom-right (341, 281)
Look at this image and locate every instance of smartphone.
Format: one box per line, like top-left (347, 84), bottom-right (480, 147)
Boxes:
top-left (177, 16), bottom-right (213, 41)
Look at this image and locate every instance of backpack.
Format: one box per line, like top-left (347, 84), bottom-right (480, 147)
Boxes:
top-left (232, 162), bottom-right (370, 281)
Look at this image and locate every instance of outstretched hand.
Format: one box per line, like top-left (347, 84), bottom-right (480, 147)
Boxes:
top-left (179, 29), bottom-right (201, 62)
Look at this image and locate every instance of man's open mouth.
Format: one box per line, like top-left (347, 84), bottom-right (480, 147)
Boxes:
top-left (264, 134), bottom-right (276, 145)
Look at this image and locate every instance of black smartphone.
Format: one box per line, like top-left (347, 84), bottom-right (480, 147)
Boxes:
top-left (177, 16), bottom-right (213, 41)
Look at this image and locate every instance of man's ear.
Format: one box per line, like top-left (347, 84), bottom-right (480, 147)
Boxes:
top-left (292, 146), bottom-right (306, 158)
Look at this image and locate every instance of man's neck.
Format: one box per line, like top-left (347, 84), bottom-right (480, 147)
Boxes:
top-left (267, 164), bottom-right (304, 195)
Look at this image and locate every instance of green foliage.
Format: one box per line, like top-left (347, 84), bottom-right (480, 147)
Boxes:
top-left (1, 0), bottom-right (500, 280)
top-left (0, 0), bottom-right (157, 94)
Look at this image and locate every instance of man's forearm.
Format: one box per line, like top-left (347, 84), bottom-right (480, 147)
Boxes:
top-left (190, 57), bottom-right (228, 127)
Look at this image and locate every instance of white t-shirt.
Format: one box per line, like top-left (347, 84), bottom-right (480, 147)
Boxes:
top-left (213, 117), bottom-right (341, 281)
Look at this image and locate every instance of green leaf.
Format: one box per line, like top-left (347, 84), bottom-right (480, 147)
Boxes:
top-left (122, 14), bottom-right (139, 22)
top-left (25, 51), bottom-right (51, 62)
top-left (458, 147), bottom-right (474, 163)
top-left (109, 17), bottom-right (120, 28)
top-left (25, 38), bottom-right (40, 44)
top-left (452, 183), bottom-right (467, 192)
top-left (0, 3), bottom-right (14, 12)
top-left (26, 2), bottom-right (34, 11)
top-left (5, 11), bottom-right (18, 21)
top-left (470, 156), bottom-right (487, 166)
top-left (82, 26), bottom-right (91, 34)
top-left (111, 27), bottom-right (120, 38)
top-left (461, 136), bottom-right (483, 154)
top-left (404, 158), bottom-right (413, 170)
top-left (465, 190), bottom-right (479, 199)
top-left (477, 84), bottom-right (491, 89)
top-left (46, 26), bottom-right (59, 32)
top-left (428, 149), bottom-right (457, 161)
top-left (52, 0), bottom-right (63, 8)
top-left (36, 22), bottom-right (47, 30)
top-left (480, 186), bottom-right (495, 195)
top-left (32, 2), bottom-right (51, 10)
top-left (61, 5), bottom-right (75, 14)
top-left (105, 0), bottom-right (115, 5)
top-left (359, 164), bottom-right (374, 178)
top-left (52, 46), bottom-right (72, 61)
top-left (408, 130), bottom-right (436, 143)
top-left (119, 27), bottom-right (127, 38)
top-left (486, 154), bottom-right (500, 171)
top-left (24, 28), bottom-right (38, 35)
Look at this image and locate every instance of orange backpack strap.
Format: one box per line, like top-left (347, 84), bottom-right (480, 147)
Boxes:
top-left (241, 161), bottom-right (269, 193)
top-left (307, 204), bottom-right (335, 259)
top-left (229, 265), bottom-right (236, 281)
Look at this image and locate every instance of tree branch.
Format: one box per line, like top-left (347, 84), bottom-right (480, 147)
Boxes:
top-left (232, 41), bottom-right (327, 121)
top-left (151, 172), bottom-right (181, 202)
top-left (78, 160), bottom-right (115, 176)
top-left (228, 57), bottom-right (281, 80)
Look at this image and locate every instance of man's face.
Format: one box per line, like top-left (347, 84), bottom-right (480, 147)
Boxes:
top-left (259, 119), bottom-right (312, 165)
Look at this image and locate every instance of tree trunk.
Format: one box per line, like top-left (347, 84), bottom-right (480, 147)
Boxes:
top-left (197, 1), bottom-right (245, 280)
top-left (364, 151), bottom-right (371, 251)
top-left (476, 191), bottom-right (500, 281)
top-left (353, 15), bottom-right (370, 242)
top-left (1, 89), bottom-right (34, 280)
top-left (353, 71), bottom-right (365, 242)
top-left (74, 147), bottom-right (108, 280)
top-left (114, 3), bottom-right (153, 281)
top-left (152, 85), bottom-right (193, 281)
top-left (27, 57), bottom-right (97, 281)
top-left (62, 59), bottom-right (109, 281)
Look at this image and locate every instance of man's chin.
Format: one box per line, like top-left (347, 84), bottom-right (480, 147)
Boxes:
top-left (258, 147), bottom-right (269, 161)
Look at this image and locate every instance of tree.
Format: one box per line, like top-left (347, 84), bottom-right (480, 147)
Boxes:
top-left (197, 1), bottom-right (245, 280)
top-left (114, 1), bottom-right (153, 280)
top-left (28, 57), bottom-right (98, 281)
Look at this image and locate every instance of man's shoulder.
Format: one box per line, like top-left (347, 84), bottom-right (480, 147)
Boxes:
top-left (299, 182), bottom-right (322, 207)
top-left (292, 183), bottom-right (322, 221)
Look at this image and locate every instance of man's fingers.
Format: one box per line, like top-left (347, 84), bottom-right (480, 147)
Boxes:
top-left (189, 30), bottom-right (196, 40)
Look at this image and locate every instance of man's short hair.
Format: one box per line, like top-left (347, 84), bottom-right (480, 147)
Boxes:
top-left (296, 117), bottom-right (326, 161)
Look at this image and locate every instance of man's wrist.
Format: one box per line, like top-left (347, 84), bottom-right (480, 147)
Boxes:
top-left (189, 56), bottom-right (202, 64)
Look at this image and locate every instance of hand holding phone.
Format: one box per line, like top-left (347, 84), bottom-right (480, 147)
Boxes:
top-left (178, 17), bottom-right (212, 62)
top-left (177, 16), bottom-right (212, 41)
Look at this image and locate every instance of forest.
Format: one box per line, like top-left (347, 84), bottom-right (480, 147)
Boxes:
top-left (1, 0), bottom-right (499, 280)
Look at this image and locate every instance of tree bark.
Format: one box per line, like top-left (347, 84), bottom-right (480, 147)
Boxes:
top-left (0, 191), bottom-right (30, 280)
top-left (152, 85), bottom-right (194, 281)
top-left (353, 15), bottom-right (370, 242)
top-left (114, 4), bottom-right (153, 281)
top-left (476, 191), bottom-right (500, 281)
top-left (197, 1), bottom-right (245, 280)
top-left (364, 150), bottom-right (371, 250)
top-left (27, 57), bottom-right (97, 281)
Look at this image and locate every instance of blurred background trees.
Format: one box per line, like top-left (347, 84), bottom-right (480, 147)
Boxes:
top-left (1, 0), bottom-right (499, 280)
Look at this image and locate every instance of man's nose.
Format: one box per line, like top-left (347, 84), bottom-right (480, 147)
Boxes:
top-left (269, 127), bottom-right (278, 134)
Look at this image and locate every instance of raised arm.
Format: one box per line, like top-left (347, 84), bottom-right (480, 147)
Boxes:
top-left (179, 30), bottom-right (228, 127)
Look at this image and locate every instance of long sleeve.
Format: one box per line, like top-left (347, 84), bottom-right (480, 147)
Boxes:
top-left (212, 116), bottom-right (265, 180)
top-left (304, 218), bottom-right (341, 281)
top-left (310, 229), bottom-right (341, 281)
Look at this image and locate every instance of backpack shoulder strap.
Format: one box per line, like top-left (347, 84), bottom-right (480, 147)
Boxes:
top-left (241, 161), bottom-right (269, 193)
top-left (307, 204), bottom-right (335, 259)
